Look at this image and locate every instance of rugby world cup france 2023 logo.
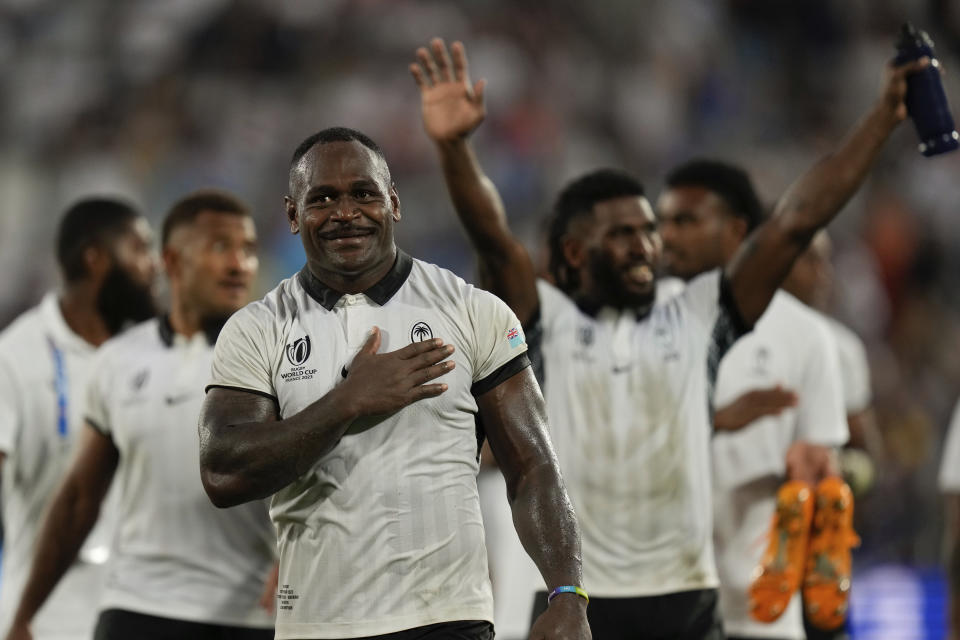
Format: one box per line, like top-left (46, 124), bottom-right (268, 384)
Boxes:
top-left (286, 336), bottom-right (311, 366)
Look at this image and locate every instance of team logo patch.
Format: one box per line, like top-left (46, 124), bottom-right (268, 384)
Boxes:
top-left (507, 325), bottom-right (525, 348)
top-left (285, 336), bottom-right (312, 366)
top-left (410, 321), bottom-right (433, 343)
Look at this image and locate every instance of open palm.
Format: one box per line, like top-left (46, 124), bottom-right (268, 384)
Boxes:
top-left (411, 39), bottom-right (486, 142)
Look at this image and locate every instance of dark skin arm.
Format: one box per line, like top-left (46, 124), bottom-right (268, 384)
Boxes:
top-left (725, 58), bottom-right (929, 325)
top-left (479, 367), bottom-right (589, 640)
top-left (414, 40), bottom-right (929, 329)
top-left (412, 38), bottom-right (539, 326)
top-left (6, 426), bottom-right (118, 640)
top-left (199, 327), bottom-right (456, 507)
top-left (713, 385), bottom-right (798, 432)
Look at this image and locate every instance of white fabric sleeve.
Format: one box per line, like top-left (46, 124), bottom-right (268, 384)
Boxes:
top-left (0, 358), bottom-right (21, 454)
top-left (84, 348), bottom-right (114, 436)
top-left (832, 321), bottom-right (872, 414)
top-left (467, 287), bottom-right (529, 392)
top-left (207, 305), bottom-right (276, 398)
top-left (939, 399), bottom-right (960, 492)
top-left (794, 318), bottom-right (849, 447)
top-left (680, 269), bottom-right (723, 330)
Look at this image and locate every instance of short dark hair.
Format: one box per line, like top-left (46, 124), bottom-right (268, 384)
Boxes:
top-left (548, 168), bottom-right (646, 293)
top-left (290, 127), bottom-right (386, 167)
top-left (664, 159), bottom-right (764, 231)
top-left (56, 198), bottom-right (141, 283)
top-left (161, 189), bottom-right (251, 247)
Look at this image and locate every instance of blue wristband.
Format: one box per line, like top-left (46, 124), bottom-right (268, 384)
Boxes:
top-left (547, 585), bottom-right (589, 604)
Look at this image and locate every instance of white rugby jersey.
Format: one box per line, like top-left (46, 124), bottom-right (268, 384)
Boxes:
top-left (85, 318), bottom-right (275, 628)
top-left (939, 399), bottom-right (960, 492)
top-left (532, 269), bottom-right (746, 597)
top-left (0, 293), bottom-right (116, 639)
top-left (207, 251), bottom-right (530, 639)
top-left (827, 318), bottom-right (872, 415)
top-left (711, 291), bottom-right (848, 639)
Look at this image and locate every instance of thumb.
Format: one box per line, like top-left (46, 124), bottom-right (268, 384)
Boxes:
top-left (473, 78), bottom-right (486, 105)
top-left (359, 327), bottom-right (381, 356)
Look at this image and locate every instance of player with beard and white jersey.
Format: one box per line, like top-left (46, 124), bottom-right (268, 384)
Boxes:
top-left (5, 191), bottom-right (277, 640)
top-left (0, 199), bottom-right (157, 640)
top-left (412, 37), bottom-right (924, 639)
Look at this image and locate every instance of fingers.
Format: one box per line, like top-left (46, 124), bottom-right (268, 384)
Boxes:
top-left (359, 327), bottom-right (381, 356)
top-left (395, 337), bottom-right (446, 359)
top-left (431, 37), bottom-right (454, 82)
top-left (409, 63), bottom-right (427, 90)
top-left (451, 40), bottom-right (470, 83)
top-left (891, 55), bottom-right (931, 77)
top-left (473, 78), bottom-right (486, 104)
top-left (416, 46), bottom-right (440, 85)
top-left (412, 359), bottom-right (456, 386)
top-left (410, 344), bottom-right (455, 369)
top-left (410, 382), bottom-right (449, 401)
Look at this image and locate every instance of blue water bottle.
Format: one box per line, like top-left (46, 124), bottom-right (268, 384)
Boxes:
top-left (894, 23), bottom-right (959, 156)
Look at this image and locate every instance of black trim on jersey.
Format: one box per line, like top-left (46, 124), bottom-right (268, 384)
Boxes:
top-left (158, 315), bottom-right (223, 348)
top-left (85, 417), bottom-right (111, 438)
top-left (471, 352), bottom-right (531, 398)
top-left (706, 274), bottom-right (753, 413)
top-left (298, 249), bottom-right (414, 311)
top-left (523, 306), bottom-right (545, 388)
top-left (205, 384), bottom-right (280, 403)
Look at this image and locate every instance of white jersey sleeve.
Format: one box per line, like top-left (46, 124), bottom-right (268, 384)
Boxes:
top-left (794, 317), bottom-right (848, 446)
top-left (466, 288), bottom-right (529, 394)
top-left (939, 399), bottom-right (960, 492)
top-left (208, 305), bottom-right (276, 398)
top-left (0, 359), bottom-right (20, 454)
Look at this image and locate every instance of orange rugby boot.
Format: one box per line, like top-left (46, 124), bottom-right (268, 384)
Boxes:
top-left (802, 476), bottom-right (860, 630)
top-left (748, 480), bottom-right (814, 623)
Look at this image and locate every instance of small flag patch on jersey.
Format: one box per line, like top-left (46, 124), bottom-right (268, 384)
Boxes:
top-left (507, 326), bottom-right (524, 348)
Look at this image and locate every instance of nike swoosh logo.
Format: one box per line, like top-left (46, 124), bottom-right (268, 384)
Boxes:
top-left (341, 366), bottom-right (348, 379)
top-left (612, 365), bottom-right (632, 374)
top-left (165, 393), bottom-right (193, 405)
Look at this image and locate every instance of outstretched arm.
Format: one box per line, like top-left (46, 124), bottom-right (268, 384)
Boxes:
top-left (199, 329), bottom-right (456, 507)
top-left (726, 57), bottom-right (930, 325)
top-left (478, 367), bottom-right (589, 640)
top-left (411, 38), bottom-right (539, 326)
top-left (7, 426), bottom-right (118, 639)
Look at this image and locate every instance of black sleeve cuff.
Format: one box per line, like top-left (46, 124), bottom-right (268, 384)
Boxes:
top-left (719, 274), bottom-right (752, 335)
top-left (471, 353), bottom-right (532, 398)
top-left (205, 384), bottom-right (279, 403)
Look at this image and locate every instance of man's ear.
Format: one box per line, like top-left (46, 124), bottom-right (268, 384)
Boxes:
top-left (561, 235), bottom-right (586, 270)
top-left (389, 184), bottom-right (401, 222)
top-left (83, 245), bottom-right (110, 281)
top-left (284, 196), bottom-right (300, 234)
top-left (162, 244), bottom-right (180, 281)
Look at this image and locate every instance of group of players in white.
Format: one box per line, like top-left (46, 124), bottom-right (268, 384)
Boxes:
top-left (0, 37), bottom-right (948, 640)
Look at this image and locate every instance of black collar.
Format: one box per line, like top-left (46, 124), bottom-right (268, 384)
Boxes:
top-left (157, 315), bottom-right (223, 348)
top-left (297, 250), bottom-right (413, 311)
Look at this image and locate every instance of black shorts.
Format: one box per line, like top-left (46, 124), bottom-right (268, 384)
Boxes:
top-left (93, 609), bottom-right (274, 640)
top-left (530, 588), bottom-right (723, 640)
top-left (331, 620), bottom-right (494, 639)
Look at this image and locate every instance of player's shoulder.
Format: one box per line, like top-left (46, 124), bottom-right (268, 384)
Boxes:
top-left (229, 275), bottom-right (300, 329)
top-left (765, 291), bottom-right (835, 347)
top-left (96, 318), bottom-right (162, 361)
top-left (825, 315), bottom-right (865, 352)
top-left (0, 302), bottom-right (45, 358)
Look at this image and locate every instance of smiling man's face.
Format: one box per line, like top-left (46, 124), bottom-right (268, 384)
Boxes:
top-left (286, 140), bottom-right (400, 283)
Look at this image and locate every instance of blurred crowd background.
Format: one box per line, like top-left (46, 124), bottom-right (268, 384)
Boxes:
top-left (2, 0), bottom-right (960, 635)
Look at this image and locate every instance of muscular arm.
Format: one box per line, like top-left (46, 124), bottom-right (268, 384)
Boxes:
top-left (199, 329), bottom-right (456, 507)
top-left (725, 59), bottom-right (928, 325)
top-left (10, 425), bottom-right (118, 631)
top-left (479, 367), bottom-right (588, 637)
top-left (413, 39), bottom-right (539, 326)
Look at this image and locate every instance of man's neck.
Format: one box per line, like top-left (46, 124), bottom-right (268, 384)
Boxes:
top-left (307, 248), bottom-right (397, 296)
top-left (59, 285), bottom-right (111, 347)
top-left (168, 295), bottom-right (203, 339)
